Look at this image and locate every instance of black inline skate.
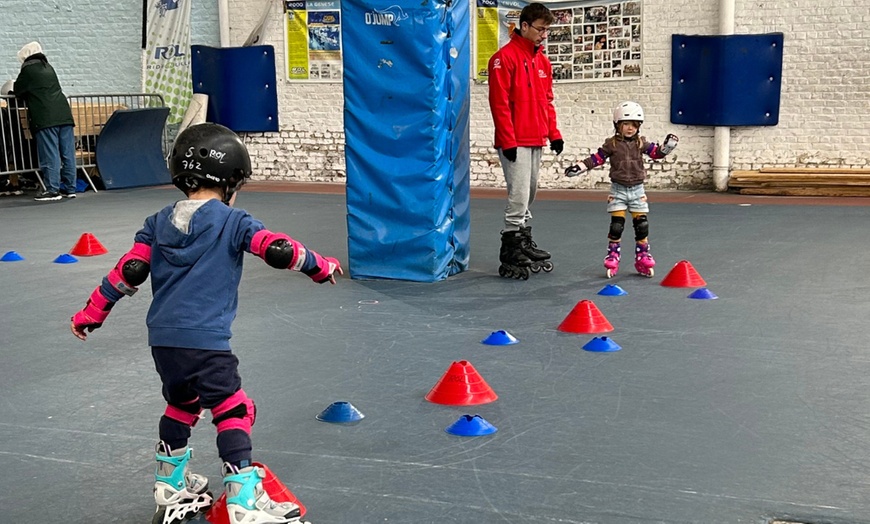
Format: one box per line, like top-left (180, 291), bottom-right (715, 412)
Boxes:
top-left (519, 226), bottom-right (554, 273)
top-left (498, 230), bottom-right (532, 280)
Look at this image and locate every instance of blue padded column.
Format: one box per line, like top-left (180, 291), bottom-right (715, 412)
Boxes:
top-left (191, 45), bottom-right (278, 132)
top-left (671, 33), bottom-right (784, 126)
top-left (342, 0), bottom-right (471, 282)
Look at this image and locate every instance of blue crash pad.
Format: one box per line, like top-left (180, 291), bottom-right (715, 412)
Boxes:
top-left (671, 33), bottom-right (784, 126)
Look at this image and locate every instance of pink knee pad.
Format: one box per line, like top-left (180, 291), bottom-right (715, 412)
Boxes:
top-left (164, 397), bottom-right (203, 427)
top-left (212, 389), bottom-right (256, 434)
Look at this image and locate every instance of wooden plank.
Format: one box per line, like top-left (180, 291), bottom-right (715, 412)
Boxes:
top-left (759, 167), bottom-right (870, 174)
top-left (69, 102), bottom-right (127, 137)
top-left (729, 177), bottom-right (870, 184)
top-left (730, 173), bottom-right (870, 180)
top-left (732, 180), bottom-right (870, 187)
top-left (739, 187), bottom-right (870, 197)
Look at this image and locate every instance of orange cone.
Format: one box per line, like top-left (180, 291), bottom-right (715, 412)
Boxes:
top-left (69, 233), bottom-right (108, 256)
top-left (205, 462), bottom-right (306, 524)
top-left (557, 299), bottom-right (614, 334)
top-left (425, 360), bottom-right (498, 406)
top-left (660, 260), bottom-right (706, 287)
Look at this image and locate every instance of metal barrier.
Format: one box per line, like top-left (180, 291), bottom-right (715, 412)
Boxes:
top-left (0, 93), bottom-right (167, 193)
top-left (0, 95), bottom-right (40, 189)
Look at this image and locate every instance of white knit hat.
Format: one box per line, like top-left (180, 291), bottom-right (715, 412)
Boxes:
top-left (17, 42), bottom-right (43, 64)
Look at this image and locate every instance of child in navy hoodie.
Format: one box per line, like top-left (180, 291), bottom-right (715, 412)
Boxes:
top-left (70, 123), bottom-right (340, 524)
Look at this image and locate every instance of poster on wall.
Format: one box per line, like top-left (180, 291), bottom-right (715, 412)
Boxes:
top-left (475, 0), bottom-right (643, 83)
top-left (284, 0), bottom-right (343, 82)
top-left (144, 0), bottom-right (193, 123)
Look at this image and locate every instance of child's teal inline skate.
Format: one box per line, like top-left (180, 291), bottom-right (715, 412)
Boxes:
top-left (153, 441), bottom-right (213, 524)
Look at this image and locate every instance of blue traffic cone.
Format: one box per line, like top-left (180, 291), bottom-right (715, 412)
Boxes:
top-left (688, 288), bottom-right (718, 300)
top-left (53, 254), bottom-right (78, 264)
top-left (445, 414), bottom-right (497, 436)
top-left (1, 251), bottom-right (24, 262)
top-left (481, 330), bottom-right (519, 345)
top-left (597, 284), bottom-right (627, 296)
top-left (316, 401), bottom-right (365, 423)
top-left (582, 336), bottom-right (622, 352)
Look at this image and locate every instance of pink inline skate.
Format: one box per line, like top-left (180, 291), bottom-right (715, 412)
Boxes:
top-left (604, 241), bottom-right (621, 278)
top-left (634, 242), bottom-right (655, 277)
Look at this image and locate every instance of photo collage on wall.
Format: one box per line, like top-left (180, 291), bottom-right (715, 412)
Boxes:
top-left (475, 0), bottom-right (643, 83)
top-left (548, 1), bottom-right (642, 81)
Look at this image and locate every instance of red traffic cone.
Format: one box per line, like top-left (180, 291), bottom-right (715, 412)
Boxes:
top-left (660, 260), bottom-right (706, 287)
top-left (557, 299), bottom-right (614, 334)
top-left (425, 360), bottom-right (498, 406)
top-left (69, 233), bottom-right (108, 256)
top-left (205, 462), bottom-right (306, 524)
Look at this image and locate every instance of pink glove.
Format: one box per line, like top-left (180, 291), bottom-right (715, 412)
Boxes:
top-left (309, 254), bottom-right (343, 284)
top-left (71, 287), bottom-right (114, 340)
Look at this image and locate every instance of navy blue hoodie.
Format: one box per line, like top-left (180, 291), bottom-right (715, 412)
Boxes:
top-left (101, 199), bottom-right (263, 350)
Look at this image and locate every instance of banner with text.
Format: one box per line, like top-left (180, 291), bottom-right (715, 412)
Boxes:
top-left (475, 0), bottom-right (643, 83)
top-left (284, 0), bottom-right (343, 82)
top-left (144, 0), bottom-right (193, 123)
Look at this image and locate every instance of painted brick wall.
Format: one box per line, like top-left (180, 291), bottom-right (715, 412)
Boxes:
top-left (231, 0), bottom-right (870, 190)
top-left (0, 0), bottom-right (219, 94)
top-left (5, 1), bottom-right (866, 189)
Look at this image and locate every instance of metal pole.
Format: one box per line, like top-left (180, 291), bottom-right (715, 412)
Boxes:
top-left (712, 0), bottom-right (736, 191)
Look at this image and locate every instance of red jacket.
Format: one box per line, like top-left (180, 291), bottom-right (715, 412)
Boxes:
top-left (487, 32), bottom-right (561, 150)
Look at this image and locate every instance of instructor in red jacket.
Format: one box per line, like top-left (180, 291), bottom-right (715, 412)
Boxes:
top-left (488, 3), bottom-right (563, 279)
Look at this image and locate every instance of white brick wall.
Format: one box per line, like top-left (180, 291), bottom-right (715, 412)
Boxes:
top-left (7, 1), bottom-right (863, 189)
top-left (230, 0), bottom-right (870, 190)
top-left (0, 1), bottom-right (219, 94)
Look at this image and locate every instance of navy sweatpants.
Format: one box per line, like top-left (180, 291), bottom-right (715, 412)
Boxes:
top-left (152, 346), bottom-right (252, 466)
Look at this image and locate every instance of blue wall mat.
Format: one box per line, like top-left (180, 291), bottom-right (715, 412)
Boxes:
top-left (342, 0), bottom-right (471, 282)
top-left (96, 108), bottom-right (171, 189)
top-left (191, 45), bottom-right (278, 132)
top-left (671, 33), bottom-right (784, 126)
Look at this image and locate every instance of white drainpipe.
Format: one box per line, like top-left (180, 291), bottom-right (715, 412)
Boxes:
top-left (219, 0), bottom-right (231, 47)
top-left (713, 0), bottom-right (736, 191)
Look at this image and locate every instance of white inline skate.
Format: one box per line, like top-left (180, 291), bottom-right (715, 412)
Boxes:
top-left (153, 441), bottom-right (213, 524)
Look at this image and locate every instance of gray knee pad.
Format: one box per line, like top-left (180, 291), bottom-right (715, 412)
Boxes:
top-left (633, 215), bottom-right (649, 240)
top-left (608, 216), bottom-right (625, 240)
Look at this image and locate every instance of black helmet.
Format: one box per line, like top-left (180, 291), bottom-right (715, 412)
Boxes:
top-left (169, 123), bottom-right (252, 203)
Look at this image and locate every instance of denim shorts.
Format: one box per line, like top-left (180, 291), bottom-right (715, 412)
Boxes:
top-left (606, 182), bottom-right (649, 213)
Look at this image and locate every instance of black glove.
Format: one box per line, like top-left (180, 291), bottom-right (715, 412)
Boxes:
top-left (550, 139), bottom-right (564, 155)
top-left (501, 147), bottom-right (517, 162)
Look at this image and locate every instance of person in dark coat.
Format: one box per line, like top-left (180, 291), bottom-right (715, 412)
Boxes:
top-left (13, 41), bottom-right (77, 201)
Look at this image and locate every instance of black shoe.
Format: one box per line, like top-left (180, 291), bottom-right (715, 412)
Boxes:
top-left (0, 187), bottom-right (23, 196)
top-left (34, 190), bottom-right (62, 201)
top-left (0, 181), bottom-right (23, 196)
top-left (60, 190), bottom-right (77, 198)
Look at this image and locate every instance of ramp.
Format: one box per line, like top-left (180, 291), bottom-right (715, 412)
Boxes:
top-left (96, 107), bottom-right (171, 190)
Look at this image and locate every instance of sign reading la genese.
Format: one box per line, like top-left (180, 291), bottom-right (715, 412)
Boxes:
top-left (284, 0), bottom-right (343, 82)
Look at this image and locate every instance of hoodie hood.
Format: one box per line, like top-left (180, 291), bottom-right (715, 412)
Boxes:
top-left (17, 42), bottom-right (43, 64)
top-left (156, 199), bottom-right (224, 267)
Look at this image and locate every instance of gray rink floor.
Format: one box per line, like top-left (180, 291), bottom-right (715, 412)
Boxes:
top-left (1, 186), bottom-right (870, 524)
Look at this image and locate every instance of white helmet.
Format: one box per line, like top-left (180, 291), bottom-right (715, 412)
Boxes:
top-left (612, 101), bottom-right (644, 125)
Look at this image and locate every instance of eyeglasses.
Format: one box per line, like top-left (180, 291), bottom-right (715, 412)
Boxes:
top-left (529, 24), bottom-right (550, 35)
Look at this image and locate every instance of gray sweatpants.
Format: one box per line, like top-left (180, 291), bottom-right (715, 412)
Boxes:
top-left (498, 146), bottom-right (543, 232)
